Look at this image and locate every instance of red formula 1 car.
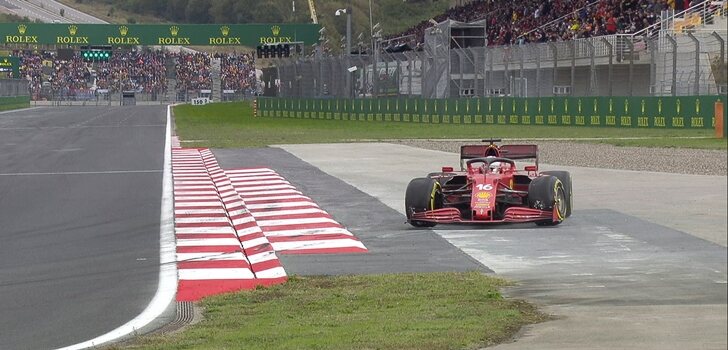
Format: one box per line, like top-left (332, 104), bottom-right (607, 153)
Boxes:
top-left (405, 139), bottom-right (572, 227)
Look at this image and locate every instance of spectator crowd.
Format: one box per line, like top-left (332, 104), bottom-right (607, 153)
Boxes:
top-left (386, 0), bottom-right (668, 47)
top-left (217, 52), bottom-right (257, 93)
top-left (14, 49), bottom-right (258, 100)
top-left (95, 50), bottom-right (168, 96)
top-left (174, 52), bottom-right (212, 92)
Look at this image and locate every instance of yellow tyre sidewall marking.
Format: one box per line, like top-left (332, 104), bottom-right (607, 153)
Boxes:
top-left (553, 179), bottom-right (565, 221)
top-left (429, 182), bottom-right (441, 210)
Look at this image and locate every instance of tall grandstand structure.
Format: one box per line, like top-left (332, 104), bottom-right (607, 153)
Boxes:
top-left (274, 0), bottom-right (727, 99)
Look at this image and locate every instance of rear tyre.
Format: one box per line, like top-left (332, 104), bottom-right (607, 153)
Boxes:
top-left (541, 171), bottom-right (572, 218)
top-left (405, 177), bottom-right (441, 227)
top-left (528, 175), bottom-right (567, 226)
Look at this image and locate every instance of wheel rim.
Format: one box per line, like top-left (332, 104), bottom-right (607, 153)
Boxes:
top-left (554, 186), bottom-right (566, 219)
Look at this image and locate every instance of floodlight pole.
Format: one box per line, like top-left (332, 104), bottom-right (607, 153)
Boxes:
top-left (346, 5), bottom-right (352, 56)
top-left (369, 0), bottom-right (373, 52)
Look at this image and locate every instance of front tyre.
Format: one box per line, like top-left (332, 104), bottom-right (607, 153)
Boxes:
top-left (541, 171), bottom-right (572, 218)
top-left (528, 175), bottom-right (568, 226)
top-left (405, 177), bottom-right (442, 227)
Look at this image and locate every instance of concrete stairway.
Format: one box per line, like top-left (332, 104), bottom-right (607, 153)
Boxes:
top-left (211, 58), bottom-right (222, 102)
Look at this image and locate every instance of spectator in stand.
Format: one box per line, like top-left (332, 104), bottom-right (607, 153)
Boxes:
top-left (385, 0), bottom-right (667, 47)
top-left (174, 52), bottom-right (212, 92)
top-left (15, 49), bottom-right (259, 100)
top-left (95, 49), bottom-right (167, 96)
top-left (217, 52), bottom-right (257, 95)
top-left (15, 49), bottom-right (169, 100)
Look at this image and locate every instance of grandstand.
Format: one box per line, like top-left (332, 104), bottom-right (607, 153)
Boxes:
top-left (14, 49), bottom-right (260, 102)
top-left (385, 0), bottom-right (669, 47)
top-left (274, 0), bottom-right (727, 99)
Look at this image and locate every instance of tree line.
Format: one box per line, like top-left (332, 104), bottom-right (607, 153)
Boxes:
top-left (73, 0), bottom-right (311, 24)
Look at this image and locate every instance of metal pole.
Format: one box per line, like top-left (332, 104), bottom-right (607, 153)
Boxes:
top-left (504, 47), bottom-right (510, 96)
top-left (600, 37), bottom-right (613, 97)
top-left (346, 8), bottom-right (352, 56)
top-left (627, 37), bottom-right (634, 96)
top-left (343, 6), bottom-right (352, 98)
top-left (588, 39), bottom-right (595, 96)
top-left (711, 31), bottom-right (725, 68)
top-left (484, 46), bottom-right (490, 96)
top-left (368, 0), bottom-right (374, 54)
top-left (535, 44), bottom-right (541, 98)
top-left (569, 41), bottom-right (575, 96)
top-left (519, 46), bottom-right (525, 97)
top-left (666, 34), bottom-right (677, 96)
top-left (549, 42), bottom-right (557, 96)
top-left (373, 37), bottom-right (379, 97)
top-left (649, 37), bottom-right (657, 95)
top-left (687, 32), bottom-right (700, 95)
top-left (473, 48), bottom-right (480, 97)
top-left (712, 31), bottom-right (725, 95)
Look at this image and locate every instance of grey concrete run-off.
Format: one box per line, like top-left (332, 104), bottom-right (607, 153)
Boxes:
top-left (0, 106), bottom-right (169, 350)
top-left (276, 142), bottom-right (727, 350)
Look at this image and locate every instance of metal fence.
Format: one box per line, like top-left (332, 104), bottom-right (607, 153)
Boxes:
top-left (275, 30), bottom-right (727, 99)
top-left (0, 79), bottom-right (29, 97)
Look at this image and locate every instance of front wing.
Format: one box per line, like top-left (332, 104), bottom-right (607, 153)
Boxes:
top-left (410, 207), bottom-right (558, 224)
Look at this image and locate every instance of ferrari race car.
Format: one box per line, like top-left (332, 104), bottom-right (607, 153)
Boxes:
top-left (405, 139), bottom-right (572, 227)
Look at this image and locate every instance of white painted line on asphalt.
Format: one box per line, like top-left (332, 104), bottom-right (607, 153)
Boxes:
top-left (0, 106), bottom-right (42, 115)
top-left (56, 105), bottom-right (177, 350)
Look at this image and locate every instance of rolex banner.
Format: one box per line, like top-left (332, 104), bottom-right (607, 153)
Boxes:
top-left (0, 23), bottom-right (320, 46)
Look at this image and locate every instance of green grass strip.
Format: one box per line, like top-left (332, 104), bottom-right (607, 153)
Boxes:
top-left (0, 95), bottom-right (30, 112)
top-left (173, 101), bottom-right (726, 149)
top-left (116, 272), bottom-right (546, 350)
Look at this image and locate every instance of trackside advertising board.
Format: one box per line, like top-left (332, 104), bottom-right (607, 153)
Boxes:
top-left (257, 96), bottom-right (726, 129)
top-left (0, 23), bottom-right (319, 46)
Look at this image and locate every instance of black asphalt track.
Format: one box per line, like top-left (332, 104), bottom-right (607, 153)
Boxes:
top-left (0, 106), bottom-right (166, 350)
top-left (214, 148), bottom-right (487, 275)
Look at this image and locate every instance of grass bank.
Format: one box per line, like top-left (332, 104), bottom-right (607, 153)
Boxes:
top-left (113, 272), bottom-right (546, 350)
top-left (0, 96), bottom-right (30, 112)
top-left (173, 101), bottom-right (726, 149)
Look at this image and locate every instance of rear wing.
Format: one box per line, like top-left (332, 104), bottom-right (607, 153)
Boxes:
top-left (460, 144), bottom-right (539, 170)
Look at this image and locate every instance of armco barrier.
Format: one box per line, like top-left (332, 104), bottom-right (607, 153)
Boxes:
top-left (256, 96), bottom-right (727, 130)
